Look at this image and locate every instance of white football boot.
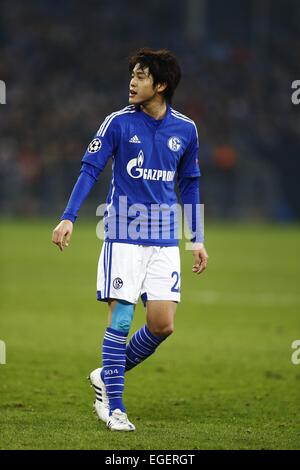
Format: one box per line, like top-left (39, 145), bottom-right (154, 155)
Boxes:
top-left (88, 368), bottom-right (109, 423)
top-left (106, 408), bottom-right (136, 432)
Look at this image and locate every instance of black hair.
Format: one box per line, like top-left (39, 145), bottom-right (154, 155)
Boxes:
top-left (129, 47), bottom-right (181, 103)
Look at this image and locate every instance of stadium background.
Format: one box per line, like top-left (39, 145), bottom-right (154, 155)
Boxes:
top-left (0, 0), bottom-right (299, 450)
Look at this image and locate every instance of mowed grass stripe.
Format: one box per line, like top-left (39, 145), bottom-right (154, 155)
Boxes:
top-left (0, 220), bottom-right (299, 449)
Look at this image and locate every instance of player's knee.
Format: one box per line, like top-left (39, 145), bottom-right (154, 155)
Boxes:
top-left (110, 300), bottom-right (134, 333)
top-left (117, 317), bottom-right (132, 332)
top-left (161, 325), bottom-right (174, 337)
top-left (150, 324), bottom-right (174, 338)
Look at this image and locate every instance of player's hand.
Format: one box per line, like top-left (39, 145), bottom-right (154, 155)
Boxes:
top-left (192, 243), bottom-right (208, 275)
top-left (52, 220), bottom-right (73, 252)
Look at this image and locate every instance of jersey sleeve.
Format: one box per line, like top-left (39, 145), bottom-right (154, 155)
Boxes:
top-left (177, 123), bottom-right (201, 178)
top-left (81, 115), bottom-right (120, 170)
top-left (178, 176), bottom-right (204, 243)
top-left (60, 168), bottom-right (97, 223)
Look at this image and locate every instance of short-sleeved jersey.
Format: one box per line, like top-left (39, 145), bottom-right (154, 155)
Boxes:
top-left (82, 104), bottom-right (200, 246)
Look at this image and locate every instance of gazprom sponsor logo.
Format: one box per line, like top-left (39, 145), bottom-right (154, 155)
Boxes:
top-left (126, 150), bottom-right (175, 182)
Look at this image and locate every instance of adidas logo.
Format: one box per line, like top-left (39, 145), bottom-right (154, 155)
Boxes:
top-left (129, 135), bottom-right (141, 143)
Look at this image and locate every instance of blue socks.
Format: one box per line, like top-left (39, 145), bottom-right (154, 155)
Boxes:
top-left (125, 325), bottom-right (166, 372)
top-left (102, 324), bottom-right (167, 414)
top-left (102, 327), bottom-right (127, 414)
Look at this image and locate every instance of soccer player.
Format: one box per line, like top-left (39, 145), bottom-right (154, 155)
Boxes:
top-left (52, 48), bottom-right (208, 432)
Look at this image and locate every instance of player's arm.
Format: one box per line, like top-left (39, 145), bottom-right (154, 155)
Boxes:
top-left (52, 220), bottom-right (73, 252)
top-left (191, 243), bottom-right (208, 274)
top-left (52, 116), bottom-right (119, 251)
top-left (52, 163), bottom-right (100, 251)
top-left (178, 176), bottom-right (208, 274)
top-left (177, 123), bottom-right (208, 274)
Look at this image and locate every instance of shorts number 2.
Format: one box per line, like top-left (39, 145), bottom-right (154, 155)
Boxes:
top-left (171, 271), bottom-right (180, 293)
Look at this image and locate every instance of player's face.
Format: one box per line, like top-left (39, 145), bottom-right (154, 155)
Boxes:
top-left (129, 64), bottom-right (157, 105)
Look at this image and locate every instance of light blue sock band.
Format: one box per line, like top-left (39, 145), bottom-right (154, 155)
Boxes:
top-left (110, 300), bottom-right (134, 333)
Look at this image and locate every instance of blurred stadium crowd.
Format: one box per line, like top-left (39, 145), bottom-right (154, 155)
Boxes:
top-left (0, 0), bottom-right (299, 220)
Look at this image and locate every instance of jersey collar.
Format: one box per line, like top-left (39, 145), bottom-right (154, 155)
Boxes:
top-left (137, 103), bottom-right (171, 129)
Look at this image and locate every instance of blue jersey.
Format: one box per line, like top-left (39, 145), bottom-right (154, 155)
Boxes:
top-left (82, 104), bottom-right (201, 246)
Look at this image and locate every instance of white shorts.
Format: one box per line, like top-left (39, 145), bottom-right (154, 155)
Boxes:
top-left (97, 242), bottom-right (181, 306)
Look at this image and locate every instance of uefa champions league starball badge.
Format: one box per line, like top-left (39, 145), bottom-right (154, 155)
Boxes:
top-left (88, 138), bottom-right (102, 153)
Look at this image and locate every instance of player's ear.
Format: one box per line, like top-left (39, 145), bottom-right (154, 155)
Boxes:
top-left (156, 82), bottom-right (167, 93)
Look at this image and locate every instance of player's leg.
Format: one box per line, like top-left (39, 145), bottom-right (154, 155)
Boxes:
top-left (125, 246), bottom-right (180, 372)
top-left (90, 298), bottom-right (135, 430)
top-left (125, 300), bottom-right (176, 372)
top-left (107, 299), bottom-right (137, 326)
top-left (103, 299), bottom-right (134, 412)
top-left (146, 300), bottom-right (177, 337)
top-left (90, 242), bottom-right (142, 431)
top-left (102, 298), bottom-right (135, 431)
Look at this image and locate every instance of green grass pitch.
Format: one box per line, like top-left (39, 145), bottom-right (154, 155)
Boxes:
top-left (0, 220), bottom-right (300, 450)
